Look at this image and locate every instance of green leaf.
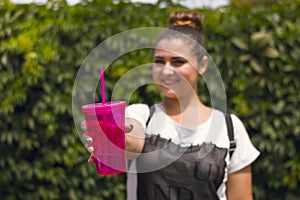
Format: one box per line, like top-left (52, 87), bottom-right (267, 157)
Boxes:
top-left (251, 31), bottom-right (272, 46)
top-left (263, 47), bottom-right (280, 58)
top-left (231, 38), bottom-right (249, 50)
top-left (250, 59), bottom-right (263, 73)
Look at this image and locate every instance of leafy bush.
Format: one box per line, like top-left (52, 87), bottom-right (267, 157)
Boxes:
top-left (202, 4), bottom-right (300, 199)
top-left (0, 0), bottom-right (299, 199)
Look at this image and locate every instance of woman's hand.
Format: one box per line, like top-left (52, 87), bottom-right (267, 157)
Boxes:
top-left (125, 118), bottom-right (146, 160)
top-left (80, 119), bottom-right (145, 161)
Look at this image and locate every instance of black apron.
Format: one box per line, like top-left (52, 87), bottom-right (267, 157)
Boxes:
top-left (137, 134), bottom-right (227, 200)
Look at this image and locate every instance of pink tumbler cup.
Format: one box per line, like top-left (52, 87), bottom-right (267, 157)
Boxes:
top-left (82, 101), bottom-right (126, 175)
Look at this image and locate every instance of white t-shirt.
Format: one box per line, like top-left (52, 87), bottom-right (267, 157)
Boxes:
top-left (125, 104), bottom-right (260, 200)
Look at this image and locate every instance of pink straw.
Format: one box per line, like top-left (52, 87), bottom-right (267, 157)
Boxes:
top-left (100, 67), bottom-right (106, 104)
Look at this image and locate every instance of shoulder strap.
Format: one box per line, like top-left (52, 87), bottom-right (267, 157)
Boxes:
top-left (145, 105), bottom-right (155, 126)
top-left (225, 113), bottom-right (236, 159)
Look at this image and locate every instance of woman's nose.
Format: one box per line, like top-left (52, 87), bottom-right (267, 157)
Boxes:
top-left (162, 66), bottom-right (175, 76)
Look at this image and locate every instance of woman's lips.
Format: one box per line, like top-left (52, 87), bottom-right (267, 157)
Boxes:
top-left (160, 78), bottom-right (180, 86)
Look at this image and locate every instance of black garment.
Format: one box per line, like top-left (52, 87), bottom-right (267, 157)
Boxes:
top-left (137, 135), bottom-right (227, 200)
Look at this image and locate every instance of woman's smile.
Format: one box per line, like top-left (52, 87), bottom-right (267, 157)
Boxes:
top-left (161, 78), bottom-right (179, 85)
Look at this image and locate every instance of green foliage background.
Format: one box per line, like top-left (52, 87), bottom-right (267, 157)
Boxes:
top-left (0, 0), bottom-right (299, 199)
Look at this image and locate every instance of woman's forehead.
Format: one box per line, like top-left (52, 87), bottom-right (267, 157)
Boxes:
top-left (154, 39), bottom-right (196, 59)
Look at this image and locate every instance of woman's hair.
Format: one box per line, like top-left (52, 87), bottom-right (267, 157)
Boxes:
top-left (155, 11), bottom-right (206, 62)
top-left (168, 11), bottom-right (204, 38)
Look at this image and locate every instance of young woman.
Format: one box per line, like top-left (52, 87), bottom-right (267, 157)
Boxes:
top-left (124, 11), bottom-right (260, 200)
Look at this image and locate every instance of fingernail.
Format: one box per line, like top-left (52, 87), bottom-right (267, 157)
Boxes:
top-left (85, 137), bottom-right (93, 144)
top-left (87, 146), bottom-right (94, 153)
top-left (81, 124), bottom-right (86, 131)
top-left (126, 124), bottom-right (134, 133)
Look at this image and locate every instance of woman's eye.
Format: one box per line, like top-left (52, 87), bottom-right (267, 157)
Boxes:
top-left (154, 59), bottom-right (165, 65)
top-left (172, 59), bottom-right (186, 66)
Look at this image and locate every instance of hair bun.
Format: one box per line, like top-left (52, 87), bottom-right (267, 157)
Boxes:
top-left (168, 11), bottom-right (203, 32)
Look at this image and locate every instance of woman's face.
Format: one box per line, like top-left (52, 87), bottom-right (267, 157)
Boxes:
top-left (153, 38), bottom-right (205, 99)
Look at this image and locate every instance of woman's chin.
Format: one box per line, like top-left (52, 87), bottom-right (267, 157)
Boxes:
top-left (157, 85), bottom-right (180, 98)
top-left (161, 89), bottom-right (178, 98)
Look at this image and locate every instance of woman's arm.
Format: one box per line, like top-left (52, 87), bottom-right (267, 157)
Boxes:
top-left (125, 118), bottom-right (145, 160)
top-left (226, 165), bottom-right (253, 200)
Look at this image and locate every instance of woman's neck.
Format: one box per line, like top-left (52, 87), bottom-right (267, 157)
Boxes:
top-left (159, 94), bottom-right (211, 128)
top-left (161, 96), bottom-right (198, 114)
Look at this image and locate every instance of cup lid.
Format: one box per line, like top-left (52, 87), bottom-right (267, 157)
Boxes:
top-left (82, 101), bottom-right (126, 114)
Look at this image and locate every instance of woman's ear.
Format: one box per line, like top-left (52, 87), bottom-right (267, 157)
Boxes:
top-left (198, 55), bottom-right (208, 75)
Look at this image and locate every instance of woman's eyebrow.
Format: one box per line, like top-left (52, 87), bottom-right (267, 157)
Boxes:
top-left (153, 56), bottom-right (166, 60)
top-left (171, 56), bottom-right (187, 60)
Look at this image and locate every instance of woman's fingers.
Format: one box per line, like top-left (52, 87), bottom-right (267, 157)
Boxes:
top-left (81, 121), bottom-right (93, 153)
top-left (81, 121), bottom-right (132, 156)
top-left (80, 121), bottom-right (86, 131)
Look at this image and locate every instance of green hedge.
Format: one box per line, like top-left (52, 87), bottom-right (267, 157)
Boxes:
top-left (203, 4), bottom-right (300, 199)
top-left (0, 0), bottom-right (299, 199)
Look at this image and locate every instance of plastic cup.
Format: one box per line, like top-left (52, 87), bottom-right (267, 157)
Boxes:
top-left (82, 101), bottom-right (126, 175)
